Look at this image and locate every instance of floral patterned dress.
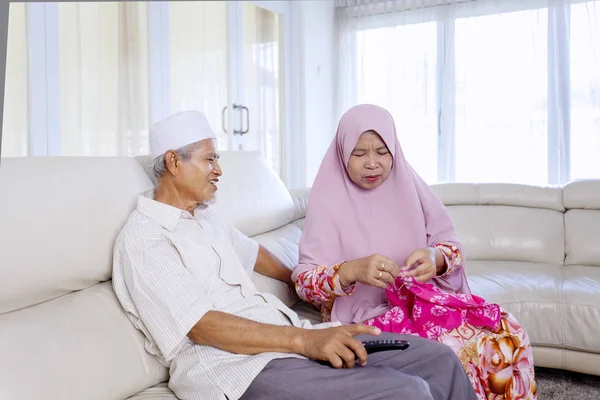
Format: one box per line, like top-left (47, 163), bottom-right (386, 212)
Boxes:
top-left (295, 244), bottom-right (537, 400)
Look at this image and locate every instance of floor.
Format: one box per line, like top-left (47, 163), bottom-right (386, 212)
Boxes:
top-left (536, 367), bottom-right (600, 400)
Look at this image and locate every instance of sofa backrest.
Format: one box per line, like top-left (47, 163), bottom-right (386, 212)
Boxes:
top-left (0, 152), bottom-right (298, 400)
top-left (431, 183), bottom-right (565, 266)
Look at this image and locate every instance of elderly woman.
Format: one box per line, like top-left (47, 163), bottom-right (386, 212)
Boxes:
top-left (293, 104), bottom-right (537, 400)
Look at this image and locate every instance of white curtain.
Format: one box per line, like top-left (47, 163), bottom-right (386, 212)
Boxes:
top-left (59, 2), bottom-right (150, 157)
top-left (336, 0), bottom-right (600, 185)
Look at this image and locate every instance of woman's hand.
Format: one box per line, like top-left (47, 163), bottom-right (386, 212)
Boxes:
top-left (338, 255), bottom-right (400, 289)
top-left (402, 247), bottom-right (445, 282)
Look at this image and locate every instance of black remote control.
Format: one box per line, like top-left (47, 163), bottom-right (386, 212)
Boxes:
top-left (315, 339), bottom-right (410, 367)
top-left (362, 339), bottom-right (410, 354)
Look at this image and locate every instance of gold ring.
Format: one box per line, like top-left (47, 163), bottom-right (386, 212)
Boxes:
top-left (378, 271), bottom-right (382, 279)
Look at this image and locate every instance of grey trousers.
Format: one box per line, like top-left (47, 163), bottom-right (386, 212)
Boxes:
top-left (239, 333), bottom-right (477, 400)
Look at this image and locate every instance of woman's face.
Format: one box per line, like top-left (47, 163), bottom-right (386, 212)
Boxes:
top-left (346, 130), bottom-right (393, 190)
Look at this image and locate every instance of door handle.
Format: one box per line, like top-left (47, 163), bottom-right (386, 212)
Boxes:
top-left (240, 105), bottom-right (249, 135)
top-left (232, 104), bottom-right (244, 135)
top-left (221, 106), bottom-right (228, 134)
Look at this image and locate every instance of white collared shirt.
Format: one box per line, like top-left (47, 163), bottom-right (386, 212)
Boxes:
top-left (112, 190), bottom-right (336, 400)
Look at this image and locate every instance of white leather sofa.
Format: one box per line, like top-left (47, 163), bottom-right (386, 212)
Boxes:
top-left (0, 153), bottom-right (598, 399)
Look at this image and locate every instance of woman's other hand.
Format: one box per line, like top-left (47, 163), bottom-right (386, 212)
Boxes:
top-left (338, 255), bottom-right (400, 289)
top-left (402, 248), bottom-right (444, 282)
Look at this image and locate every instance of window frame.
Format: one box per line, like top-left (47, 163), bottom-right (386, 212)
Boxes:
top-left (26, 2), bottom-right (61, 156)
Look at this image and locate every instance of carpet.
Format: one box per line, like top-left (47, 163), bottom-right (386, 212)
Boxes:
top-left (536, 367), bottom-right (600, 400)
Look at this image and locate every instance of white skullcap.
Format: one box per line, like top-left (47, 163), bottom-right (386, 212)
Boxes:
top-left (149, 110), bottom-right (217, 158)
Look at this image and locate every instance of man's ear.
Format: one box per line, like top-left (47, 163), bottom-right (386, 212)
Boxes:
top-left (164, 150), bottom-right (180, 175)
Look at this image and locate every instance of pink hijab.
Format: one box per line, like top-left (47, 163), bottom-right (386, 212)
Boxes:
top-left (293, 104), bottom-right (471, 325)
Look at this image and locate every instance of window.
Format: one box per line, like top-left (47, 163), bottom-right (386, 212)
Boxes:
top-left (455, 9), bottom-right (548, 185)
top-left (346, 0), bottom-right (600, 184)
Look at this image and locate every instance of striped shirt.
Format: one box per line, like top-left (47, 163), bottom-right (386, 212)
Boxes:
top-left (112, 190), bottom-right (337, 400)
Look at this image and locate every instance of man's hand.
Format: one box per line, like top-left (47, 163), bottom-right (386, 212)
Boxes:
top-left (402, 247), bottom-right (445, 282)
top-left (338, 254), bottom-right (400, 289)
top-left (296, 324), bottom-right (381, 368)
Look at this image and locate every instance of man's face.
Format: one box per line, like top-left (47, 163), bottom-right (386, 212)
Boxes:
top-left (175, 139), bottom-right (222, 206)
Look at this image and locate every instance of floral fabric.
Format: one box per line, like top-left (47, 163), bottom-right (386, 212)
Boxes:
top-left (365, 277), bottom-right (502, 339)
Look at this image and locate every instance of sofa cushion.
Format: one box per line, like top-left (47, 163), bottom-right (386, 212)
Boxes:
top-left (466, 260), bottom-right (563, 348)
top-left (0, 157), bottom-right (153, 314)
top-left (291, 302), bottom-right (322, 325)
top-left (251, 222), bottom-right (304, 307)
top-left (563, 180), bottom-right (600, 209)
top-left (252, 221), bottom-right (303, 270)
top-left (0, 282), bottom-right (168, 400)
top-left (136, 152), bottom-right (295, 238)
top-left (532, 347), bottom-right (600, 375)
top-left (446, 205), bottom-right (565, 264)
top-left (126, 383), bottom-right (177, 400)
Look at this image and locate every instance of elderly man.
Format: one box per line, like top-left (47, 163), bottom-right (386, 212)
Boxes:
top-left (112, 110), bottom-right (477, 400)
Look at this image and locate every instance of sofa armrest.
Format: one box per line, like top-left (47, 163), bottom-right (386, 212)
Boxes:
top-left (289, 188), bottom-right (311, 221)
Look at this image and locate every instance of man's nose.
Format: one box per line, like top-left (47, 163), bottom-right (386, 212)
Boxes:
top-left (214, 162), bottom-right (223, 176)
